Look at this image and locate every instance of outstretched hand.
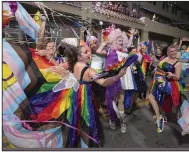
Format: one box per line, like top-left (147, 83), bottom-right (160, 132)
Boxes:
top-left (129, 28), bottom-right (136, 35)
top-left (36, 50), bottom-right (46, 56)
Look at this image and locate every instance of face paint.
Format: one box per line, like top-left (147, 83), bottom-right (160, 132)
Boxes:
top-left (115, 37), bottom-right (123, 50)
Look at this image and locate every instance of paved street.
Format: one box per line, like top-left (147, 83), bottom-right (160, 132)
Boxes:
top-left (101, 76), bottom-right (189, 148)
top-left (102, 104), bottom-right (189, 148)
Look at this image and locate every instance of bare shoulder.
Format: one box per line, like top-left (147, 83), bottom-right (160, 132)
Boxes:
top-left (160, 57), bottom-right (167, 63)
top-left (175, 61), bottom-right (182, 68)
top-left (73, 63), bottom-right (86, 78)
top-left (87, 68), bottom-right (97, 79)
top-left (74, 62), bottom-right (85, 70)
top-left (162, 57), bottom-right (168, 61)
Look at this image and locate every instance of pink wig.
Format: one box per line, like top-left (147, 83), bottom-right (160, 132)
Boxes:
top-left (108, 27), bottom-right (129, 49)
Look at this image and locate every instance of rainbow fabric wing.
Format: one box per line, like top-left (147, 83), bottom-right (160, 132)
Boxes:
top-left (43, 66), bottom-right (80, 92)
top-left (141, 55), bottom-right (151, 80)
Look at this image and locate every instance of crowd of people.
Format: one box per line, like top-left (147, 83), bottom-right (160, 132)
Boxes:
top-left (33, 16), bottom-right (189, 143)
top-left (2, 2), bottom-right (189, 148)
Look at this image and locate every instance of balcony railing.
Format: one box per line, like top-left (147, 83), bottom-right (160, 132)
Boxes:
top-left (92, 2), bottom-right (144, 25)
top-left (57, 2), bottom-right (82, 9)
top-left (140, 10), bottom-right (189, 32)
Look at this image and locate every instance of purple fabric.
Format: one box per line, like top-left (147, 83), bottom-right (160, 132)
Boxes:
top-left (124, 54), bottom-right (138, 67)
top-left (105, 49), bottom-right (121, 121)
top-left (29, 90), bottom-right (61, 114)
top-left (55, 57), bottom-right (63, 64)
top-left (105, 49), bottom-right (118, 69)
top-left (124, 90), bottom-right (134, 108)
top-left (8, 2), bottom-right (18, 15)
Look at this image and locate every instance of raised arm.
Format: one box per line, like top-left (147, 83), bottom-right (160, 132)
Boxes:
top-left (96, 41), bottom-right (108, 56)
top-left (178, 38), bottom-right (183, 50)
top-left (137, 34), bottom-right (141, 51)
top-left (126, 28), bottom-right (135, 48)
top-left (36, 16), bottom-right (47, 50)
top-left (151, 41), bottom-right (155, 55)
top-left (45, 53), bottom-right (58, 66)
top-left (96, 30), bottom-right (108, 56)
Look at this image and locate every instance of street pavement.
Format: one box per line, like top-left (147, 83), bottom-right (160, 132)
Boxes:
top-left (101, 76), bottom-right (189, 149)
top-left (101, 103), bottom-right (189, 148)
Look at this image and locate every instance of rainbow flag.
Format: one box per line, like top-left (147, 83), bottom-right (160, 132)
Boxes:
top-left (29, 48), bottom-right (62, 82)
top-left (2, 40), bottom-right (63, 148)
top-left (3, 40), bottom-right (97, 148)
top-left (3, 40), bottom-right (46, 98)
top-left (3, 62), bottom-right (27, 115)
top-left (141, 54), bottom-right (151, 79)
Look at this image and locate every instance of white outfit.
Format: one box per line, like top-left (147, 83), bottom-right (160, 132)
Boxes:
top-left (90, 53), bottom-right (105, 72)
top-left (137, 53), bottom-right (143, 63)
top-left (116, 51), bottom-right (135, 90)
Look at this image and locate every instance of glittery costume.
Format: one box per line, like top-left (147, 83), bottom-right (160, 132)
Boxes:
top-left (151, 60), bottom-right (184, 112)
top-left (103, 25), bottom-right (137, 119)
top-left (105, 49), bottom-right (122, 121)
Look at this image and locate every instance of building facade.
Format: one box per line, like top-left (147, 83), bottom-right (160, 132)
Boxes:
top-left (4, 2), bottom-right (189, 47)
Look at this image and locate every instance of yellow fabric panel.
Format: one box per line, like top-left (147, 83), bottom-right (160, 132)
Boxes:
top-left (40, 69), bottom-right (61, 82)
top-left (58, 90), bottom-right (71, 117)
top-left (8, 142), bottom-right (18, 148)
top-left (3, 63), bottom-right (17, 91)
top-left (33, 11), bottom-right (41, 26)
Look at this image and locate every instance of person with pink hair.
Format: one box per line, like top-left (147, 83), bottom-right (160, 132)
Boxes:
top-left (97, 25), bottom-right (136, 133)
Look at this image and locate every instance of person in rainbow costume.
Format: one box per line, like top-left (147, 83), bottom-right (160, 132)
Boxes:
top-left (27, 45), bottom-right (127, 147)
top-left (149, 45), bottom-right (184, 133)
top-left (97, 25), bottom-right (137, 133)
top-left (2, 2), bottom-right (128, 148)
